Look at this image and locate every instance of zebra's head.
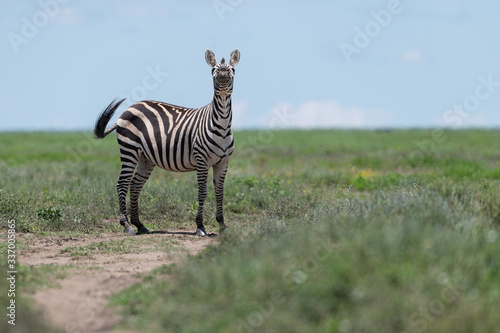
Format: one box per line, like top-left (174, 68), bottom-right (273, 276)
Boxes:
top-left (205, 49), bottom-right (240, 95)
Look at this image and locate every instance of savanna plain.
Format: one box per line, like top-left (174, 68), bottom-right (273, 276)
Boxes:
top-left (1, 129), bottom-right (500, 332)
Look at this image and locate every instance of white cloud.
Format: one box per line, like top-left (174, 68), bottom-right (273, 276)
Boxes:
top-left (53, 6), bottom-right (84, 26)
top-left (465, 112), bottom-right (488, 127)
top-left (437, 111), bottom-right (489, 128)
top-left (262, 101), bottom-right (395, 129)
top-left (401, 49), bottom-right (427, 63)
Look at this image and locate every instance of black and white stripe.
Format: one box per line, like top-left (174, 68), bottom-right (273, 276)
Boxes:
top-left (94, 49), bottom-right (240, 236)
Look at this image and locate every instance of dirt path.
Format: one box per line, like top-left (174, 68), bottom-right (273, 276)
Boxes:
top-left (18, 231), bottom-right (216, 333)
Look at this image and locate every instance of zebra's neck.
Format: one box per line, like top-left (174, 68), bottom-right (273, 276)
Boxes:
top-left (211, 93), bottom-right (232, 131)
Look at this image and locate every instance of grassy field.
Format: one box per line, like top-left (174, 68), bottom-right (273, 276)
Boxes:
top-left (2, 129), bottom-right (500, 332)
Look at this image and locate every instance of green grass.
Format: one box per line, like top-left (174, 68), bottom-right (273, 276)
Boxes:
top-left (17, 263), bottom-right (71, 294)
top-left (60, 237), bottom-right (180, 259)
top-left (2, 129), bottom-right (500, 332)
top-left (110, 186), bottom-right (500, 332)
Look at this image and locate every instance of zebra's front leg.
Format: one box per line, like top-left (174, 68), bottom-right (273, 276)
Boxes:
top-left (195, 167), bottom-right (209, 236)
top-left (213, 161), bottom-right (229, 232)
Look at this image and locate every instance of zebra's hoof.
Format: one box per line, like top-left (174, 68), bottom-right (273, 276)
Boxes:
top-left (196, 228), bottom-right (207, 236)
top-left (124, 226), bottom-right (136, 236)
top-left (138, 226), bottom-right (150, 235)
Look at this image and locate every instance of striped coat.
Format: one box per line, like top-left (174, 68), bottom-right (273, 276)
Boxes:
top-left (94, 49), bottom-right (240, 236)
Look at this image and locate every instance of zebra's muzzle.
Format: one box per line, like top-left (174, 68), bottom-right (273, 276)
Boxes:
top-left (217, 77), bottom-right (230, 84)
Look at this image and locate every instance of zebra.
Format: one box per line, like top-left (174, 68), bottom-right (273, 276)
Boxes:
top-left (93, 49), bottom-right (240, 236)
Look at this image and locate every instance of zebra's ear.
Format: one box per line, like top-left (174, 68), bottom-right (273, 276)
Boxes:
top-left (229, 49), bottom-right (240, 67)
top-left (205, 50), bottom-right (217, 68)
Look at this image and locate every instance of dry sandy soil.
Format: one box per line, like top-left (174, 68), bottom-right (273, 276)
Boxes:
top-left (18, 230), bottom-right (216, 333)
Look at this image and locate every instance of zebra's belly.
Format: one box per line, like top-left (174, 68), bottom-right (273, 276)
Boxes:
top-left (117, 132), bottom-right (198, 172)
top-left (144, 145), bottom-right (198, 172)
top-left (150, 149), bottom-right (232, 172)
top-left (154, 157), bottom-right (197, 172)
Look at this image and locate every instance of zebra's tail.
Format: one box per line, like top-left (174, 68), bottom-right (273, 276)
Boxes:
top-left (94, 98), bottom-right (126, 138)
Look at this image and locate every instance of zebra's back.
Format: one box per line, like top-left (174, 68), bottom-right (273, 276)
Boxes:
top-left (116, 100), bottom-right (204, 172)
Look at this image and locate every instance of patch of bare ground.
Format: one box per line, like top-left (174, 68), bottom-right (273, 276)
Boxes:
top-left (17, 230), bottom-right (216, 333)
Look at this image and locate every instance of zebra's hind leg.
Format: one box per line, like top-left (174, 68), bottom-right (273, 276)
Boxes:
top-left (117, 155), bottom-right (137, 235)
top-left (130, 157), bottom-right (155, 235)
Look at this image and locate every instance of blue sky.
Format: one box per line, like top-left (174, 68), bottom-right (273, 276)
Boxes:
top-left (1, 0), bottom-right (500, 130)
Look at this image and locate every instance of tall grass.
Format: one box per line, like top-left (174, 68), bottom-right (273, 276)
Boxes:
top-left (111, 184), bottom-right (500, 332)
